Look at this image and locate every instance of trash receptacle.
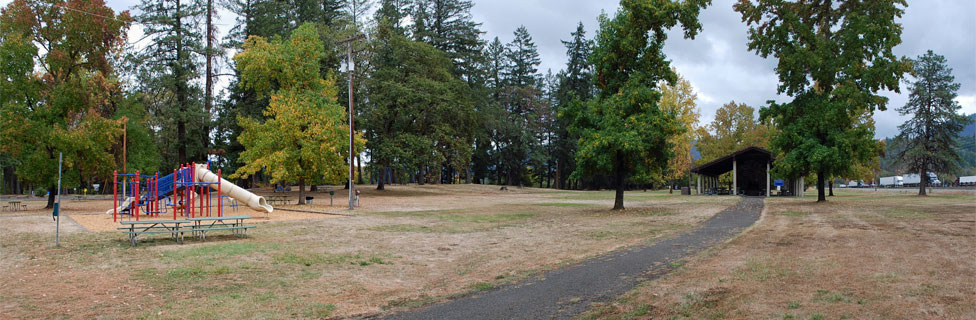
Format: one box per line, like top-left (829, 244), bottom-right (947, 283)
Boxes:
top-left (305, 196), bottom-right (314, 204)
top-left (680, 187), bottom-right (690, 195)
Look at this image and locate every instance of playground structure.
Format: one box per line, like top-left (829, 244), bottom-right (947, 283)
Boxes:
top-left (108, 163), bottom-right (273, 222)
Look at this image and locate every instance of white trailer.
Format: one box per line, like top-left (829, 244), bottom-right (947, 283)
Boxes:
top-left (960, 176), bottom-right (976, 186)
top-left (903, 172), bottom-right (941, 187)
top-left (880, 176), bottom-right (902, 187)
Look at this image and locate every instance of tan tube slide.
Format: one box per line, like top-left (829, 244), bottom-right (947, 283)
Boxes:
top-left (194, 164), bottom-right (274, 214)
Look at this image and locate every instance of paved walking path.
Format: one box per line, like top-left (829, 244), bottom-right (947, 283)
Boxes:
top-left (386, 197), bottom-right (764, 320)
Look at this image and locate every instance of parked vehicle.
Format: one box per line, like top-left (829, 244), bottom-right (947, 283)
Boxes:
top-left (903, 172), bottom-right (941, 187)
top-left (880, 176), bottom-right (903, 187)
top-left (960, 176), bottom-right (976, 186)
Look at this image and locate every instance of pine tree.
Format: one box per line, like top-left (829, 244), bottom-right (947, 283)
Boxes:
top-left (412, 0), bottom-right (483, 78)
top-left (362, 23), bottom-right (475, 189)
top-left (498, 26), bottom-right (543, 186)
top-left (375, 0), bottom-right (413, 35)
top-left (554, 22), bottom-right (593, 189)
top-left (895, 50), bottom-right (973, 195)
top-left (134, 0), bottom-right (209, 167)
top-left (470, 37), bottom-right (508, 184)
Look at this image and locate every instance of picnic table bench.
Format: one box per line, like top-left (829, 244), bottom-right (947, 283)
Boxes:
top-left (118, 220), bottom-right (191, 245)
top-left (266, 195), bottom-right (291, 205)
top-left (3, 201), bottom-right (26, 212)
top-left (188, 216), bottom-right (255, 240)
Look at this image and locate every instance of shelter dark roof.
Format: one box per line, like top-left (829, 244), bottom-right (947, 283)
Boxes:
top-left (690, 146), bottom-right (775, 176)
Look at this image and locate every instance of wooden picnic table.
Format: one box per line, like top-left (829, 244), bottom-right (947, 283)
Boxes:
top-left (4, 201), bottom-right (25, 212)
top-left (188, 216), bottom-right (254, 240)
top-left (118, 220), bottom-right (191, 245)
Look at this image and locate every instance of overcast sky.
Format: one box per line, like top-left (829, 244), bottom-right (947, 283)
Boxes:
top-left (3, 0), bottom-right (973, 138)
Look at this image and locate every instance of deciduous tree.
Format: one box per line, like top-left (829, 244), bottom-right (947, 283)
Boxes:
top-left (736, 0), bottom-right (912, 202)
top-left (568, 0), bottom-right (709, 210)
top-left (0, 0), bottom-right (130, 207)
top-left (232, 23), bottom-right (361, 204)
top-left (659, 71), bottom-right (700, 193)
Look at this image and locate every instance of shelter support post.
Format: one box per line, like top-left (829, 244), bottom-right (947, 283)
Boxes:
top-left (766, 161), bottom-right (770, 197)
top-left (733, 160), bottom-right (737, 196)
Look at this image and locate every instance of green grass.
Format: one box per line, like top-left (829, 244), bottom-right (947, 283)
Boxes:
top-left (384, 295), bottom-right (436, 310)
top-left (558, 190), bottom-right (674, 201)
top-left (733, 257), bottom-right (797, 282)
top-left (436, 212), bottom-right (535, 223)
top-left (637, 207), bottom-right (677, 216)
top-left (787, 301), bottom-right (801, 309)
top-left (533, 202), bottom-right (595, 207)
top-left (813, 289), bottom-right (854, 303)
top-left (883, 207), bottom-right (932, 219)
top-left (368, 209), bottom-right (536, 224)
top-left (470, 282), bottom-right (495, 292)
top-left (161, 242), bottom-right (276, 260)
top-left (274, 251), bottom-right (393, 266)
top-left (779, 210), bottom-right (810, 217)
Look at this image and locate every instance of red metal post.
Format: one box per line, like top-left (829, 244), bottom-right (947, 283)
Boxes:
top-left (173, 168), bottom-right (178, 220)
top-left (134, 171), bottom-right (140, 221)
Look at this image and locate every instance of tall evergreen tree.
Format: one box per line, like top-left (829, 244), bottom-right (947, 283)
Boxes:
top-left (470, 37), bottom-right (508, 184)
top-left (895, 50), bottom-right (973, 195)
top-left (294, 0), bottom-right (347, 26)
top-left (554, 22), bottom-right (593, 189)
top-left (504, 26), bottom-right (540, 88)
top-left (375, 0), bottom-right (412, 35)
top-left (736, 0), bottom-right (912, 202)
top-left (363, 22), bottom-right (476, 189)
top-left (134, 0), bottom-right (209, 167)
top-left (412, 0), bottom-right (483, 78)
top-left (497, 26), bottom-right (543, 186)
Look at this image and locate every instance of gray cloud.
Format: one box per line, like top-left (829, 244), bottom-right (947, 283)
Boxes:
top-left (471, 0), bottom-right (976, 138)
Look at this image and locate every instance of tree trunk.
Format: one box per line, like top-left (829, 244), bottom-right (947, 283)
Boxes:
top-left (45, 184), bottom-right (57, 209)
top-left (669, 179), bottom-right (674, 194)
top-left (817, 170), bottom-right (826, 202)
top-left (298, 178), bottom-right (306, 205)
top-left (555, 160), bottom-right (562, 189)
top-left (377, 166), bottom-right (385, 190)
top-left (828, 180), bottom-right (834, 196)
top-left (613, 151), bottom-right (625, 210)
top-left (356, 156), bottom-right (364, 185)
top-left (918, 169), bottom-right (927, 196)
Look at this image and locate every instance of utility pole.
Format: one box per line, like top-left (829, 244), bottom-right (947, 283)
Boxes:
top-left (55, 152), bottom-right (62, 247)
top-left (340, 34), bottom-right (365, 210)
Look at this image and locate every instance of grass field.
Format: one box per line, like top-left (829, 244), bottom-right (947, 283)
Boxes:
top-left (0, 185), bottom-right (735, 319)
top-left (581, 189), bottom-right (976, 319)
top-left (2, 186), bottom-right (972, 319)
